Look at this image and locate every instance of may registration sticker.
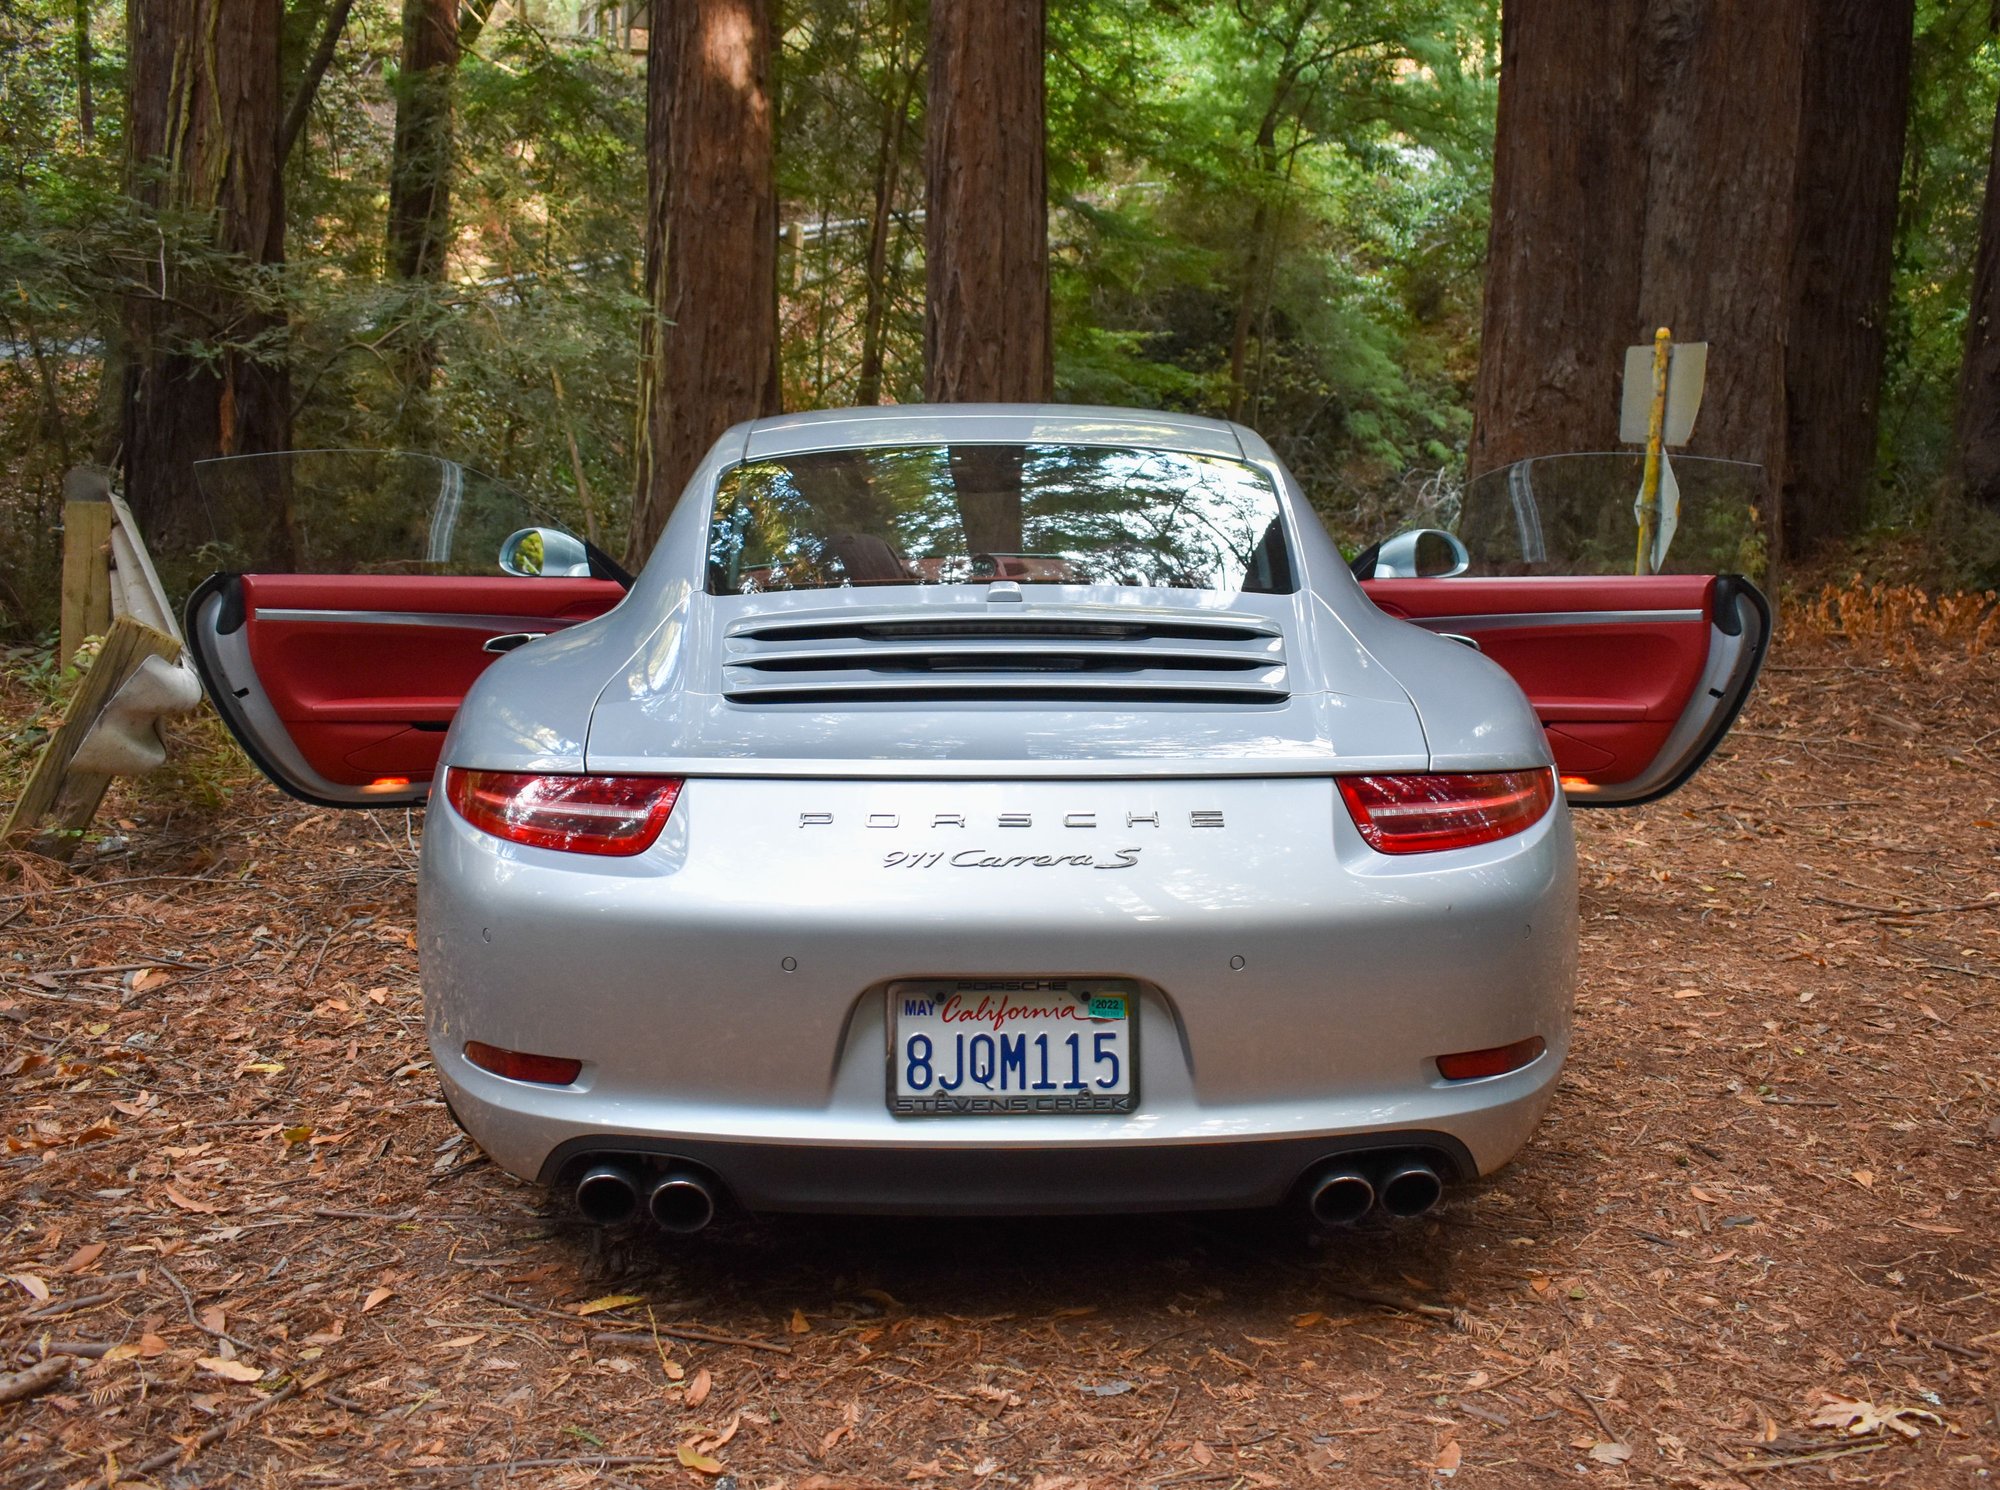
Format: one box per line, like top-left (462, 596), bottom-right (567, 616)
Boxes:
top-left (887, 979), bottom-right (1138, 1116)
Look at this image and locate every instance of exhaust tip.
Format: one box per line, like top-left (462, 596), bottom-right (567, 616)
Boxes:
top-left (647, 1171), bottom-right (717, 1234)
top-left (575, 1162), bottom-right (640, 1225)
top-left (1377, 1158), bottom-right (1444, 1219)
top-left (1305, 1167), bottom-right (1376, 1229)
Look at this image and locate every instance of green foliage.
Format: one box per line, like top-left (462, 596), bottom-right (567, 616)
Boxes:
top-left (1044, 0), bottom-right (1498, 543)
top-left (1880, 2), bottom-right (2000, 511)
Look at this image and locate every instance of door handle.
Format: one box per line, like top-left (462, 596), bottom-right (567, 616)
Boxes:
top-left (482, 632), bottom-right (547, 654)
top-left (1436, 632), bottom-right (1481, 651)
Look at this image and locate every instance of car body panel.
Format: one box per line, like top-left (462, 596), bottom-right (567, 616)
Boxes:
top-left (420, 774), bottom-right (1576, 1200)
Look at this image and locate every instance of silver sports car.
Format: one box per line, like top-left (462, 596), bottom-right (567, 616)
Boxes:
top-left (187, 407), bottom-right (1768, 1231)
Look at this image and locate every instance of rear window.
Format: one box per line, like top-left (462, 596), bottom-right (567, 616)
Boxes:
top-left (705, 443), bottom-right (1294, 595)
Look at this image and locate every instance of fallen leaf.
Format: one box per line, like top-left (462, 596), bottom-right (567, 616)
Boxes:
top-left (1082, 1379), bottom-right (1134, 1397)
top-left (362, 1286), bottom-right (393, 1313)
top-left (1850, 1169), bottom-right (1875, 1189)
top-left (132, 969), bottom-right (170, 993)
top-left (1810, 1395), bottom-right (1942, 1440)
top-left (570, 1293), bottom-right (644, 1316)
top-left (676, 1445), bottom-right (724, 1475)
top-left (283, 1126), bottom-right (314, 1146)
top-left (9, 1273), bottom-right (51, 1303)
top-left (199, 1305), bottom-right (226, 1334)
top-left (165, 1186), bottom-right (221, 1214)
top-left (788, 1308), bottom-right (811, 1334)
top-left (1587, 1441), bottom-right (1633, 1465)
top-left (241, 1061), bottom-right (285, 1075)
top-left (137, 1333), bottom-right (168, 1357)
top-left (1434, 1439), bottom-right (1462, 1477)
top-left (686, 1367), bottom-right (712, 1407)
top-left (197, 1357), bottom-right (263, 1383)
top-left (60, 1243), bottom-right (107, 1273)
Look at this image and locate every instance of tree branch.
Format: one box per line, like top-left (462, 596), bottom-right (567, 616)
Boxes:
top-left (278, 0), bottom-right (356, 166)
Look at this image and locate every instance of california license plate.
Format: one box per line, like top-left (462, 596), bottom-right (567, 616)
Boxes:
top-left (887, 979), bottom-right (1138, 1116)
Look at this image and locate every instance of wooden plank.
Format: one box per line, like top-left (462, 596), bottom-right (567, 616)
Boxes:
top-left (59, 470), bottom-right (114, 667)
top-left (2, 616), bottom-right (180, 862)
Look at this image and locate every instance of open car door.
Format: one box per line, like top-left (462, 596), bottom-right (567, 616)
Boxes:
top-left (1360, 453), bottom-right (1770, 806)
top-left (182, 453), bottom-right (627, 808)
top-left (1363, 572), bottom-right (1768, 804)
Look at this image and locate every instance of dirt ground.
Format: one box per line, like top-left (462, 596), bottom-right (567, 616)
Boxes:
top-left (4, 619), bottom-right (1999, 1489)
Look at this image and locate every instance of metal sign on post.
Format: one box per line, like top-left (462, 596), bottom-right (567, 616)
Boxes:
top-left (1620, 334), bottom-right (1707, 574)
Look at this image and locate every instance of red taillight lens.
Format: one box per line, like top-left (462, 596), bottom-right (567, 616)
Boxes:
top-left (1437, 1036), bottom-right (1547, 1081)
top-left (464, 1040), bottom-right (583, 1086)
top-left (444, 769), bottom-right (682, 856)
top-left (1338, 769), bottom-right (1556, 854)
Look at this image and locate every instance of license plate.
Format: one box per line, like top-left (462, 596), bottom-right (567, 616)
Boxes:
top-left (887, 979), bottom-right (1138, 1116)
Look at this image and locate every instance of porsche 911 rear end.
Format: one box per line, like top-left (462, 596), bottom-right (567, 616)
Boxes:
top-left (417, 410), bottom-right (1580, 1228)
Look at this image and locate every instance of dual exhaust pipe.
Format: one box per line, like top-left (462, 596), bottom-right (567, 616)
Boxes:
top-left (1304, 1154), bottom-right (1444, 1229)
top-left (577, 1152), bottom-right (1441, 1233)
top-left (574, 1161), bottom-right (717, 1233)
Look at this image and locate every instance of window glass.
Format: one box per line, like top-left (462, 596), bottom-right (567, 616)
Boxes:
top-left (706, 443), bottom-right (1294, 595)
top-left (1455, 453), bottom-right (1764, 577)
top-left (189, 450), bottom-right (546, 579)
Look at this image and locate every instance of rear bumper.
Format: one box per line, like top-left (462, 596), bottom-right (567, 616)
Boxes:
top-left (420, 775), bottom-right (1577, 1212)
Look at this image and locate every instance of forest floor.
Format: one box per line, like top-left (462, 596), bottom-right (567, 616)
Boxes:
top-left (3, 615), bottom-right (1999, 1489)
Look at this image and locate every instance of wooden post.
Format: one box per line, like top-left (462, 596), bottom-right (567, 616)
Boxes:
top-left (60, 468), bottom-right (114, 666)
top-left (1, 617), bottom-right (181, 861)
top-left (1634, 327), bottom-right (1672, 576)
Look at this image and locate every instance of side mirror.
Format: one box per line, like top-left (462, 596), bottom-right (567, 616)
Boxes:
top-left (499, 527), bottom-right (592, 578)
top-left (1369, 528), bottom-right (1470, 580)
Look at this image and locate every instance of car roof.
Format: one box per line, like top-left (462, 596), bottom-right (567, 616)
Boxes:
top-left (739, 404), bottom-right (1249, 462)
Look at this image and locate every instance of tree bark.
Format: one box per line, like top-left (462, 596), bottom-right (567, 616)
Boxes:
top-left (1633, 0), bottom-right (1810, 561)
top-left (1957, 87), bottom-right (2000, 509)
top-left (1472, 0), bottom-right (1909, 563)
top-left (1468, 0), bottom-right (1649, 477)
top-left (1782, 0), bottom-right (1913, 550)
top-left (856, 0), bottom-right (919, 408)
top-left (120, 0), bottom-right (290, 554)
top-left (924, 0), bottom-right (1051, 403)
top-left (73, 0), bottom-right (94, 141)
top-left (628, 0), bottom-right (782, 565)
top-left (385, 0), bottom-right (459, 428)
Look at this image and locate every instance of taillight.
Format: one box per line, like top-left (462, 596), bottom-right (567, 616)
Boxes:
top-left (1338, 769), bottom-right (1556, 854)
top-left (444, 769), bottom-right (682, 856)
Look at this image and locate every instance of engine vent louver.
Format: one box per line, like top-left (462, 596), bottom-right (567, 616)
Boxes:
top-left (722, 609), bottom-right (1289, 706)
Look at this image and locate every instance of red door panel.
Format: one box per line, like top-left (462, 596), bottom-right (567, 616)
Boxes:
top-left (1363, 575), bottom-right (1721, 789)
top-left (228, 575), bottom-right (622, 793)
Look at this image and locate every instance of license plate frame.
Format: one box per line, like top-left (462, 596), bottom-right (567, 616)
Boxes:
top-left (885, 978), bottom-right (1139, 1117)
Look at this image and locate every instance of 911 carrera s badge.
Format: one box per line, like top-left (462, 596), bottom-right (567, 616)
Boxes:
top-left (881, 848), bottom-right (1142, 870)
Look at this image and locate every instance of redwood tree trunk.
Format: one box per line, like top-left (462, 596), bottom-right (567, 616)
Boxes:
top-left (1782, 0), bottom-right (1913, 550)
top-left (628, 0), bottom-right (782, 565)
top-left (1472, 0), bottom-right (1909, 563)
top-left (1957, 91), bottom-right (2000, 510)
top-left (121, 0), bottom-right (290, 554)
top-left (1467, 0), bottom-right (1648, 477)
top-left (924, 0), bottom-right (1050, 404)
top-left (1632, 0), bottom-right (1810, 562)
top-left (386, 0), bottom-right (459, 420)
